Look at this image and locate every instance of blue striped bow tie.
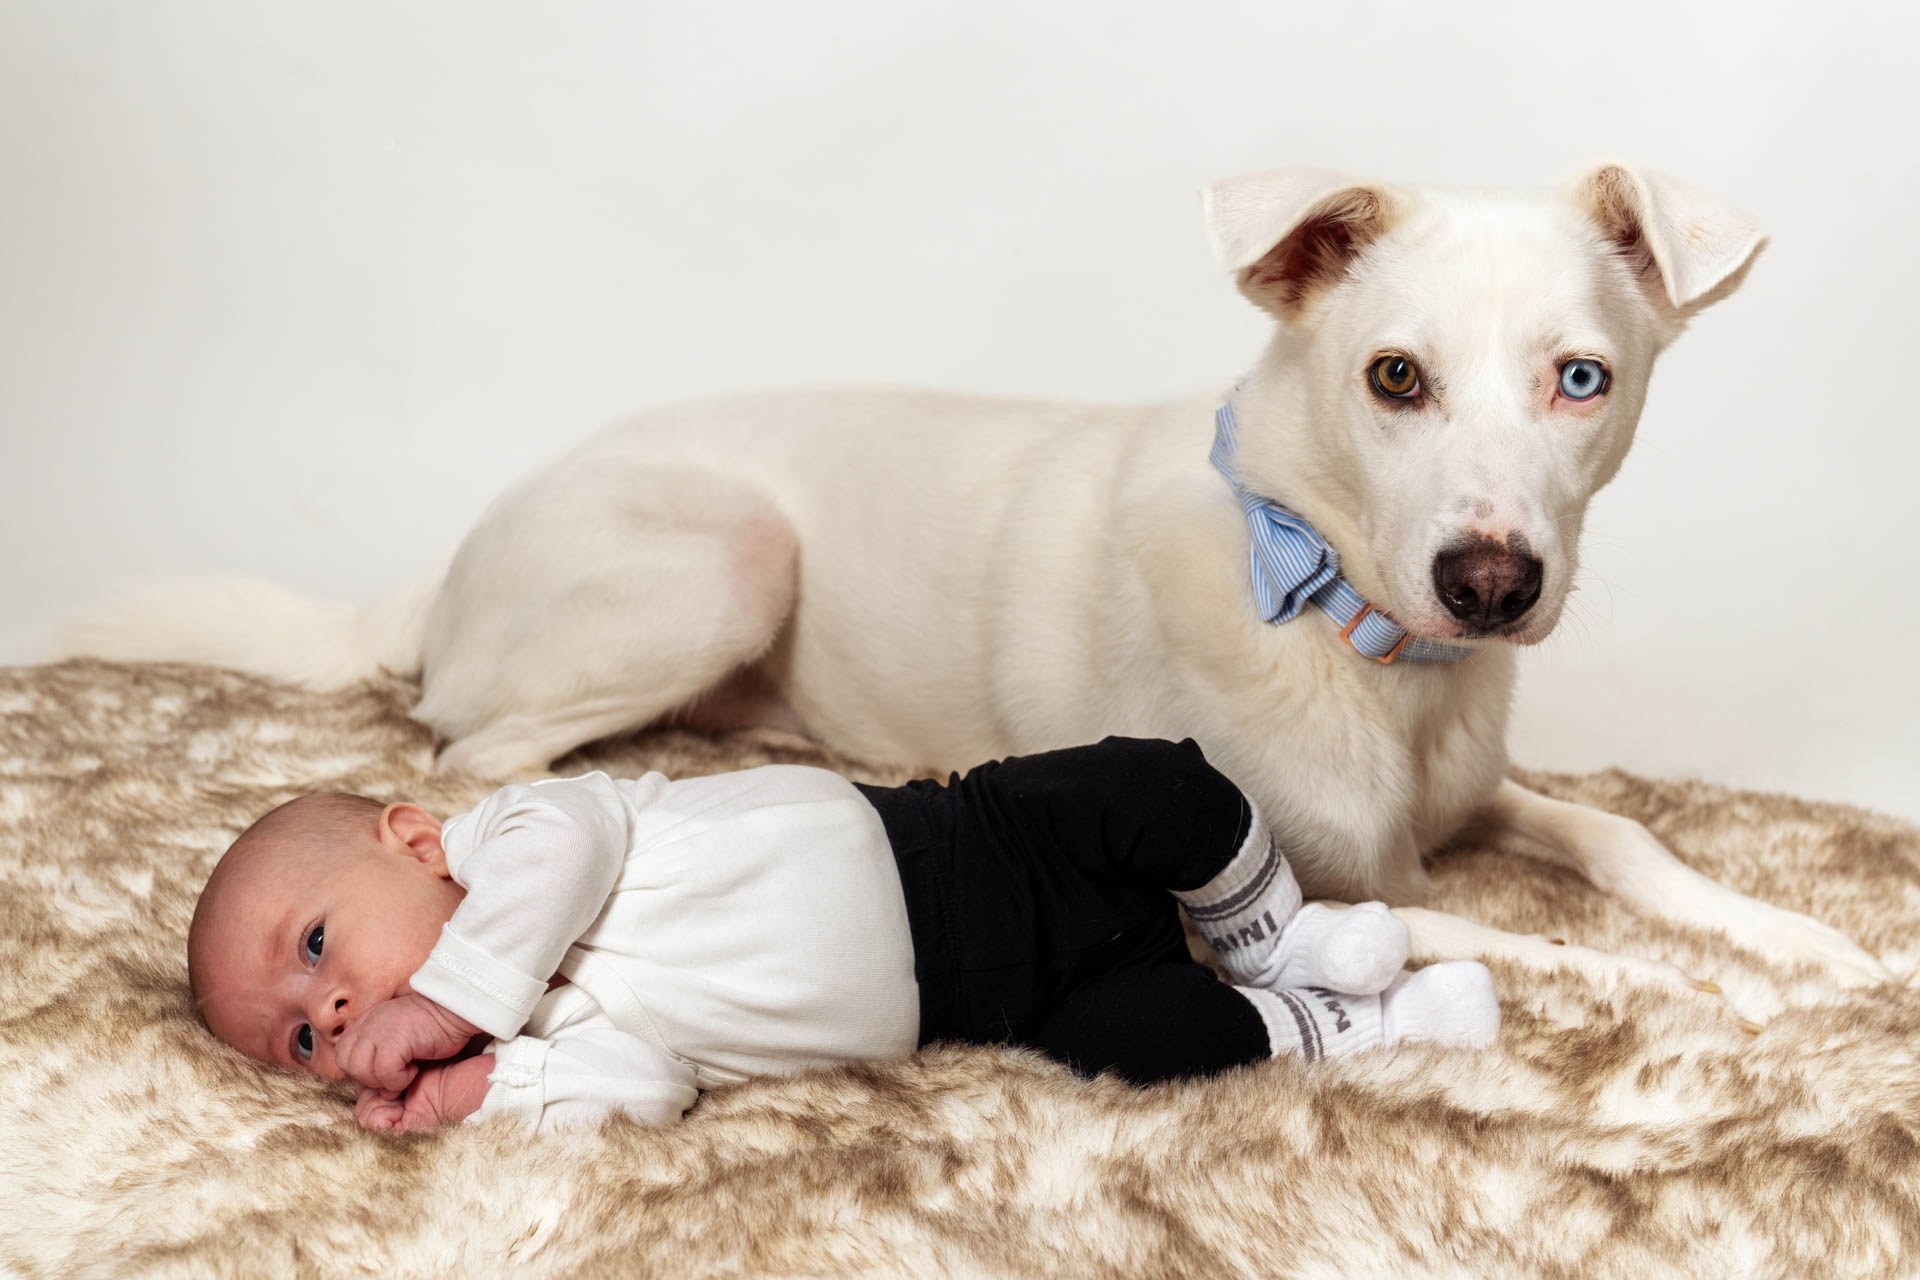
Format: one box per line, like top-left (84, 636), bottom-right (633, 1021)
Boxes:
top-left (1209, 401), bottom-right (1474, 665)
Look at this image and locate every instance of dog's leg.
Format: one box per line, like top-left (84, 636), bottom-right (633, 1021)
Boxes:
top-left (1389, 905), bottom-right (1754, 1022)
top-left (1473, 779), bottom-right (1892, 989)
top-left (416, 463), bottom-right (797, 778)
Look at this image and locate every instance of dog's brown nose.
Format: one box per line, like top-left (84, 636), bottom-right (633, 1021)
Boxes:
top-left (1432, 541), bottom-right (1542, 628)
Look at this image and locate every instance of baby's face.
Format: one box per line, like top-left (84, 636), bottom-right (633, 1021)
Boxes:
top-left (191, 805), bottom-right (465, 1079)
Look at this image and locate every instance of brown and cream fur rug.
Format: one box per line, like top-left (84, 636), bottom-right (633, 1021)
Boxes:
top-left (4, 659), bottom-right (1918, 1278)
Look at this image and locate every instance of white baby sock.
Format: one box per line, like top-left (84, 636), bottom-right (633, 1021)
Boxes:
top-left (1176, 808), bottom-right (1408, 994)
top-left (1257, 902), bottom-right (1410, 993)
top-left (1377, 961), bottom-right (1501, 1050)
top-left (1236, 961), bottom-right (1500, 1063)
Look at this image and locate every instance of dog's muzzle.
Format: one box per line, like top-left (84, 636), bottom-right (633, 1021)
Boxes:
top-left (1432, 539), bottom-right (1543, 629)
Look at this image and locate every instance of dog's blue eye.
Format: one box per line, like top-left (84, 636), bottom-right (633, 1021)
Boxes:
top-left (295, 1023), bottom-right (313, 1062)
top-left (303, 925), bottom-right (324, 965)
top-left (1558, 359), bottom-right (1608, 401)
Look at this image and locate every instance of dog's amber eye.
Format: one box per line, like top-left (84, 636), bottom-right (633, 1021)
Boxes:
top-left (1369, 355), bottom-right (1421, 400)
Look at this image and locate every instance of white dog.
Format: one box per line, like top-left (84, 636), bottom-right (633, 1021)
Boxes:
top-left (68, 162), bottom-right (1889, 1019)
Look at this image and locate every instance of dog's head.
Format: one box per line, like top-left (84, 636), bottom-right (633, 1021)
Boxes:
top-left (1202, 163), bottom-right (1765, 646)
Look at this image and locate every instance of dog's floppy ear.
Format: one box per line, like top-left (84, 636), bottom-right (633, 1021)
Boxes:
top-left (1200, 168), bottom-right (1409, 321)
top-left (1570, 163), bottom-right (1767, 314)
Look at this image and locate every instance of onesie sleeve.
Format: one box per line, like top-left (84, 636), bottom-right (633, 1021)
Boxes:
top-left (409, 772), bottom-right (638, 1040)
top-left (476, 1027), bottom-right (700, 1132)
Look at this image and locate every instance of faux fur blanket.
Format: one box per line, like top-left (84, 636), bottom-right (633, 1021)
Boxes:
top-left (4, 660), bottom-right (1917, 1278)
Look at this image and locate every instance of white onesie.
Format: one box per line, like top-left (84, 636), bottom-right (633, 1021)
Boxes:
top-left (404, 768), bottom-right (922, 1131)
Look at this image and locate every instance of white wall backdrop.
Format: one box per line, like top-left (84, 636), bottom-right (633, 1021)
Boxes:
top-left (3, 0), bottom-right (1915, 820)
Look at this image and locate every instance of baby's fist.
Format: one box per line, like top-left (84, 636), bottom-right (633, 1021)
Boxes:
top-left (354, 1087), bottom-right (408, 1132)
top-left (335, 993), bottom-right (479, 1094)
top-left (354, 1056), bottom-right (496, 1134)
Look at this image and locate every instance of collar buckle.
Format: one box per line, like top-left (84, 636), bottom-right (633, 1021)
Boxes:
top-left (1339, 602), bottom-right (1412, 665)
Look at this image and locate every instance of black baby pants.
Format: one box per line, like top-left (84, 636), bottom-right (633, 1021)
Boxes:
top-left (855, 736), bottom-right (1272, 1084)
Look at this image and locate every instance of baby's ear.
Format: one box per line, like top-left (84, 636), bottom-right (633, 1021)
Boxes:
top-left (380, 803), bottom-right (449, 876)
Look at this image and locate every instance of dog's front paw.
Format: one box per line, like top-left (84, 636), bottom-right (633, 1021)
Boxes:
top-left (1718, 900), bottom-right (1892, 990)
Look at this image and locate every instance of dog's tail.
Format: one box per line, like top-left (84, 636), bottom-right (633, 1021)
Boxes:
top-left (56, 565), bottom-right (445, 689)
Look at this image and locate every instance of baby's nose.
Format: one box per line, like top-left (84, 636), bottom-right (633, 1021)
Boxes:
top-left (311, 990), bottom-right (353, 1041)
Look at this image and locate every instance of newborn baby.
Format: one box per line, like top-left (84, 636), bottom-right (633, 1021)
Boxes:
top-left (188, 737), bottom-right (1499, 1132)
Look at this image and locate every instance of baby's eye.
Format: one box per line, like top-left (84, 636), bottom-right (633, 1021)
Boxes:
top-left (294, 1023), bottom-right (314, 1063)
top-left (303, 925), bottom-right (324, 965)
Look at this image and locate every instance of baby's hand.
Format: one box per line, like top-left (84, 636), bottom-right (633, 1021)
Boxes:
top-left (354, 1054), bottom-right (496, 1133)
top-left (335, 993), bottom-right (480, 1095)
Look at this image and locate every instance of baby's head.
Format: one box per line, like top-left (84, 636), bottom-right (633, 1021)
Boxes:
top-left (188, 792), bottom-right (464, 1079)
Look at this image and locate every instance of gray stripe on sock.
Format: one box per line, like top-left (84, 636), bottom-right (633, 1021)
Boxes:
top-left (1277, 990), bottom-right (1321, 1063)
top-left (1183, 837), bottom-right (1281, 923)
